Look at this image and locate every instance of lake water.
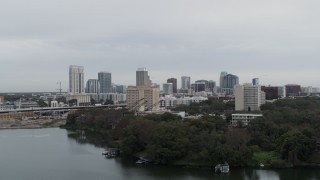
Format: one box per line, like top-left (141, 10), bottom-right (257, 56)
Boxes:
top-left (0, 128), bottom-right (319, 180)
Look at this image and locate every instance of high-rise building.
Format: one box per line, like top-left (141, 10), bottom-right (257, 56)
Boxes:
top-left (69, 65), bottom-right (85, 95)
top-left (68, 65), bottom-right (90, 106)
top-left (220, 72), bottom-right (228, 91)
top-left (222, 74), bottom-right (239, 95)
top-left (167, 78), bottom-right (177, 93)
top-left (208, 80), bottom-right (217, 93)
top-left (86, 79), bottom-right (100, 94)
top-left (163, 83), bottom-right (173, 95)
top-left (235, 83), bottom-right (266, 111)
top-left (126, 86), bottom-right (160, 112)
top-left (136, 68), bottom-right (151, 86)
top-left (181, 76), bottom-right (191, 90)
top-left (252, 78), bottom-right (259, 86)
top-left (98, 72), bottom-right (112, 93)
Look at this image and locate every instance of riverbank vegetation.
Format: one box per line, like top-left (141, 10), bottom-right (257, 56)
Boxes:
top-left (65, 97), bottom-right (320, 168)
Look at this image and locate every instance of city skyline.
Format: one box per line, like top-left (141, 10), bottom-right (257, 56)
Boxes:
top-left (1, 0), bottom-right (320, 92)
top-left (1, 65), bottom-right (320, 93)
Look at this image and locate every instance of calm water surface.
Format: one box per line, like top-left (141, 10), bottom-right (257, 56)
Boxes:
top-left (0, 128), bottom-right (319, 180)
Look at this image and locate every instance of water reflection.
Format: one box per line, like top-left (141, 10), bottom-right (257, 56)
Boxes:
top-left (67, 130), bottom-right (111, 148)
top-left (66, 129), bottom-right (320, 180)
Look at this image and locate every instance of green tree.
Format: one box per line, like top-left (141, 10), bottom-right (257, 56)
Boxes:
top-left (277, 130), bottom-right (315, 165)
top-left (146, 121), bottom-right (189, 164)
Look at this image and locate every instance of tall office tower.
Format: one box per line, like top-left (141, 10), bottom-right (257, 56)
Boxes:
top-left (163, 83), bottom-right (173, 95)
top-left (98, 72), bottom-right (112, 93)
top-left (222, 74), bottom-right (239, 95)
top-left (126, 86), bottom-right (160, 112)
top-left (69, 65), bottom-right (85, 95)
top-left (167, 78), bottom-right (177, 93)
top-left (208, 80), bottom-right (217, 93)
top-left (235, 83), bottom-right (266, 111)
top-left (252, 78), bottom-right (259, 86)
top-left (136, 68), bottom-right (151, 86)
top-left (220, 72), bottom-right (228, 91)
top-left (86, 79), bottom-right (100, 94)
top-left (181, 76), bottom-right (191, 90)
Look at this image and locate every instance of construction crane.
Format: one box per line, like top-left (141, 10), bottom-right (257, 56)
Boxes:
top-left (56, 81), bottom-right (63, 95)
top-left (144, 100), bottom-right (161, 112)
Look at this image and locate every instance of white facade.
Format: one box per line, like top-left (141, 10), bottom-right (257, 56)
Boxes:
top-left (88, 93), bottom-right (126, 104)
top-left (69, 65), bottom-right (85, 95)
top-left (160, 96), bottom-right (177, 108)
top-left (235, 83), bottom-right (266, 111)
top-left (51, 101), bottom-right (58, 108)
top-left (160, 96), bottom-right (208, 108)
top-left (232, 114), bottom-right (263, 126)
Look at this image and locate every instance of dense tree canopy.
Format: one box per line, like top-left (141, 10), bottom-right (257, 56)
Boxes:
top-left (66, 97), bottom-right (320, 167)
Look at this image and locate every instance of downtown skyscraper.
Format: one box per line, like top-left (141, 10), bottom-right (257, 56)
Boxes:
top-left (98, 71), bottom-right (112, 93)
top-left (69, 65), bottom-right (85, 95)
top-left (181, 76), bottom-right (191, 90)
top-left (167, 78), bottom-right (177, 93)
top-left (136, 68), bottom-right (151, 86)
top-left (86, 79), bottom-right (100, 94)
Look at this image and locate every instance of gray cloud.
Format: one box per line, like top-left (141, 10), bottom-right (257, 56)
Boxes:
top-left (1, 0), bottom-right (320, 92)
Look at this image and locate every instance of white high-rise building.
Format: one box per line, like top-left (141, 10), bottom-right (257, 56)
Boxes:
top-left (68, 65), bottom-right (90, 106)
top-left (163, 83), bottom-right (173, 95)
top-left (136, 68), bottom-right (151, 86)
top-left (235, 83), bottom-right (266, 111)
top-left (69, 65), bottom-right (85, 95)
top-left (181, 76), bottom-right (191, 90)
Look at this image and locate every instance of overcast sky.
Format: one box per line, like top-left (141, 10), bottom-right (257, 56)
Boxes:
top-left (1, 0), bottom-right (320, 92)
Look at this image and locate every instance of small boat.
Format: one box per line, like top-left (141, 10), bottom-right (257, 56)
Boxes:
top-left (102, 148), bottom-right (120, 158)
top-left (136, 157), bottom-right (152, 165)
top-left (260, 163), bottom-right (265, 167)
top-left (215, 162), bottom-right (229, 173)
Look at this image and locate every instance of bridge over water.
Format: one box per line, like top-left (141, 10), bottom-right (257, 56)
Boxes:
top-left (0, 104), bottom-right (127, 120)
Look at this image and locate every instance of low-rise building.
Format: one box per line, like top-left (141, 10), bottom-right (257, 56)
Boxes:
top-left (160, 96), bottom-right (208, 108)
top-left (231, 113), bottom-right (263, 126)
top-left (14, 101), bottom-right (39, 109)
top-left (88, 93), bottom-right (126, 104)
top-left (66, 94), bottom-right (91, 106)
